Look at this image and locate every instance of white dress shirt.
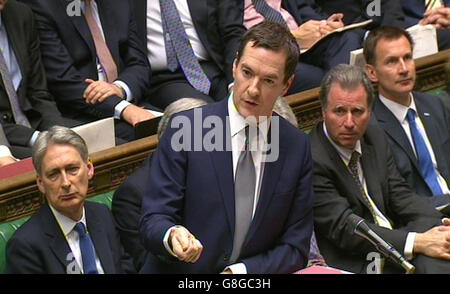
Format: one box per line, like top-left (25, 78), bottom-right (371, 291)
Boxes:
top-left (49, 205), bottom-right (104, 274)
top-left (146, 0), bottom-right (209, 71)
top-left (379, 94), bottom-right (450, 195)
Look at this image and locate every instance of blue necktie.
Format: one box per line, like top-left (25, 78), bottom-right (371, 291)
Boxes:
top-left (159, 0), bottom-right (211, 95)
top-left (407, 109), bottom-right (443, 196)
top-left (252, 0), bottom-right (287, 26)
top-left (73, 222), bottom-right (99, 274)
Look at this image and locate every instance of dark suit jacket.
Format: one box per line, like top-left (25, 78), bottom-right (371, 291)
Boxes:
top-left (21, 0), bottom-right (151, 123)
top-left (401, 0), bottom-right (450, 26)
top-left (373, 92), bottom-right (450, 207)
top-left (312, 0), bottom-right (407, 29)
top-left (6, 202), bottom-right (135, 274)
top-left (310, 122), bottom-right (444, 273)
top-left (112, 156), bottom-right (152, 271)
top-left (132, 0), bottom-right (245, 88)
top-left (139, 98), bottom-right (314, 274)
top-left (0, 124), bottom-right (9, 147)
top-left (0, 0), bottom-right (64, 147)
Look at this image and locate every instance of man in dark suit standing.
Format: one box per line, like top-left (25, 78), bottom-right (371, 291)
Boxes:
top-left (139, 22), bottom-right (314, 274)
top-left (6, 126), bottom-right (134, 274)
top-left (132, 0), bottom-right (246, 109)
top-left (365, 26), bottom-right (450, 208)
top-left (0, 0), bottom-right (68, 158)
top-left (310, 64), bottom-right (450, 274)
top-left (21, 0), bottom-right (156, 142)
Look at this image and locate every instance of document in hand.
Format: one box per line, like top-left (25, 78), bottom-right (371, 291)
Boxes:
top-left (300, 19), bottom-right (373, 54)
top-left (406, 24), bottom-right (438, 59)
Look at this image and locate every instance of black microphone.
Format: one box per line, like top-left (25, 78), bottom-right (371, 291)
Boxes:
top-left (347, 214), bottom-right (415, 274)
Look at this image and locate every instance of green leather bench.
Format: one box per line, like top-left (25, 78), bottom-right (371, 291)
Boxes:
top-left (0, 191), bottom-right (114, 274)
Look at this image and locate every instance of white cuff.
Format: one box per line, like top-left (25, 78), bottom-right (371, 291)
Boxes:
top-left (224, 263), bottom-right (247, 274)
top-left (28, 131), bottom-right (40, 147)
top-left (404, 232), bottom-right (416, 260)
top-left (114, 100), bottom-right (132, 120)
top-left (113, 80), bottom-right (133, 102)
top-left (163, 225), bottom-right (183, 258)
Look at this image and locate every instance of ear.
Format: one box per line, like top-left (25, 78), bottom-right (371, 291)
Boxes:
top-left (87, 161), bottom-right (94, 180)
top-left (365, 64), bottom-right (378, 83)
top-left (36, 175), bottom-right (46, 195)
top-left (232, 58), bottom-right (238, 80)
top-left (281, 75), bottom-right (295, 96)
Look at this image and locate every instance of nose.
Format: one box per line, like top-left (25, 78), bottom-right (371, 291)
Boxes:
top-left (247, 78), bottom-right (260, 98)
top-left (398, 58), bottom-right (408, 73)
top-left (343, 112), bottom-right (355, 129)
top-left (60, 171), bottom-right (71, 189)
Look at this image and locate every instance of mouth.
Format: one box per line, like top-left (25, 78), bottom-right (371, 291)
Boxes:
top-left (397, 78), bottom-right (413, 85)
top-left (60, 193), bottom-right (77, 201)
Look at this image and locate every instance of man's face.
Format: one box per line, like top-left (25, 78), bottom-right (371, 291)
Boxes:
top-left (36, 144), bottom-right (93, 221)
top-left (232, 42), bottom-right (293, 120)
top-left (323, 83), bottom-right (371, 150)
top-left (366, 36), bottom-right (416, 102)
top-left (0, 0), bottom-right (7, 11)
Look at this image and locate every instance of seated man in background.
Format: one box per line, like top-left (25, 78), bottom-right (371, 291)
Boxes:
top-left (365, 26), bottom-right (450, 208)
top-left (310, 64), bottom-right (450, 274)
top-left (401, 0), bottom-right (450, 50)
top-left (132, 0), bottom-right (246, 110)
top-left (244, 0), bottom-right (361, 93)
top-left (0, 0), bottom-right (70, 159)
top-left (21, 0), bottom-right (156, 142)
top-left (112, 97), bottom-right (326, 272)
top-left (6, 126), bottom-right (134, 274)
top-left (139, 22), bottom-right (314, 274)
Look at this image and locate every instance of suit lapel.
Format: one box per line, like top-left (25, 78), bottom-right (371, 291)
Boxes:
top-left (41, 205), bottom-right (76, 273)
top-left (373, 100), bottom-right (419, 171)
top-left (209, 98), bottom-right (235, 237)
top-left (61, 0), bottom-right (96, 58)
top-left (360, 139), bottom-right (387, 213)
top-left (85, 204), bottom-right (115, 274)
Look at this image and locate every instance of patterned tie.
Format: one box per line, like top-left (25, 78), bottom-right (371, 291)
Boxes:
top-left (0, 46), bottom-right (31, 127)
top-left (348, 151), bottom-right (382, 226)
top-left (84, 0), bottom-right (118, 83)
top-left (425, 0), bottom-right (443, 12)
top-left (73, 222), bottom-right (99, 274)
top-left (252, 0), bottom-right (288, 26)
top-left (230, 126), bottom-right (256, 263)
top-left (159, 0), bottom-right (211, 95)
top-left (407, 109), bottom-right (443, 195)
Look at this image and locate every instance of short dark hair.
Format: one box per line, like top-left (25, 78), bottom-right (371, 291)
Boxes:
top-left (363, 26), bottom-right (414, 65)
top-left (319, 64), bottom-right (375, 110)
top-left (236, 21), bottom-right (300, 83)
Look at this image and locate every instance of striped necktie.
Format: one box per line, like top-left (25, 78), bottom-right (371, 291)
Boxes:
top-left (252, 0), bottom-right (287, 26)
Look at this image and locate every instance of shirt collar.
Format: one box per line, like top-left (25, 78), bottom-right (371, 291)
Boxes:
top-left (227, 92), bottom-right (270, 143)
top-left (379, 93), bottom-right (418, 124)
top-left (323, 122), bottom-right (362, 163)
top-left (49, 204), bottom-right (87, 237)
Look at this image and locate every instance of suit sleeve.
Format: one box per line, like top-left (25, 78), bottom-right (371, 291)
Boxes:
top-left (26, 0), bottom-right (122, 119)
top-left (241, 134), bottom-right (314, 274)
top-left (6, 234), bottom-right (46, 274)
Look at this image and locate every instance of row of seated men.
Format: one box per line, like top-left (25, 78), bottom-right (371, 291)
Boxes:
top-left (1, 0), bottom-right (450, 160)
top-left (3, 22), bottom-right (450, 274)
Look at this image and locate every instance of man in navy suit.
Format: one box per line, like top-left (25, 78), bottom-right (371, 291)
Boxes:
top-left (139, 22), bottom-right (314, 274)
top-left (6, 126), bottom-right (134, 274)
top-left (21, 0), bottom-right (156, 142)
top-left (132, 0), bottom-right (246, 110)
top-left (401, 0), bottom-right (450, 50)
top-left (365, 26), bottom-right (450, 208)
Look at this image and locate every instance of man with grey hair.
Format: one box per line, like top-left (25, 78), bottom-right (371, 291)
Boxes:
top-left (310, 64), bottom-right (450, 274)
top-left (6, 126), bottom-right (134, 274)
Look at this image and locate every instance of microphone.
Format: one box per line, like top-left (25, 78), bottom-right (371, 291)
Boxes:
top-left (347, 214), bottom-right (415, 274)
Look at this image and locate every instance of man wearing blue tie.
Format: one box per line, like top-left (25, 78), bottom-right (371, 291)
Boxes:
top-left (365, 26), bottom-right (450, 209)
top-left (6, 126), bottom-right (134, 274)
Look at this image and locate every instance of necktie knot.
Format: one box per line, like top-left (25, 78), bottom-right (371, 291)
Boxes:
top-left (407, 108), bottom-right (416, 124)
top-left (74, 222), bottom-right (87, 236)
top-left (348, 151), bottom-right (360, 170)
